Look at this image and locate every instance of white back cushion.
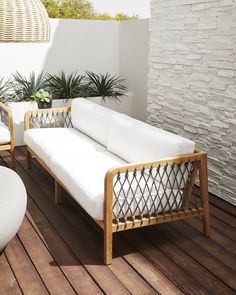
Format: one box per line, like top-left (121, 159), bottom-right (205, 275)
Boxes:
top-left (71, 98), bottom-right (117, 147)
top-left (108, 114), bottom-right (195, 163)
top-left (0, 125), bottom-right (10, 144)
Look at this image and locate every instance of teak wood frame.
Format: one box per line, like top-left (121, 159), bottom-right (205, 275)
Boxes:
top-left (24, 107), bottom-right (210, 265)
top-left (0, 102), bottom-right (15, 168)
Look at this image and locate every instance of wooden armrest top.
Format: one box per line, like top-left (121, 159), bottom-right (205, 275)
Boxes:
top-left (105, 150), bottom-right (206, 178)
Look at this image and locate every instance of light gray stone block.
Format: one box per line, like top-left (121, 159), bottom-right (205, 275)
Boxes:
top-left (148, 0), bottom-right (236, 205)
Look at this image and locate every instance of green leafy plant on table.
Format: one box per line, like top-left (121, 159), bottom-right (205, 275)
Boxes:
top-left (31, 89), bottom-right (52, 109)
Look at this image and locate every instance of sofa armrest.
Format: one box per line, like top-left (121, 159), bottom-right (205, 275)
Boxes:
top-left (0, 102), bottom-right (14, 146)
top-left (104, 151), bottom-right (209, 232)
top-left (24, 107), bottom-right (72, 130)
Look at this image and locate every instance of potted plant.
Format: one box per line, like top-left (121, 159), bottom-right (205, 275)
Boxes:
top-left (85, 71), bottom-right (128, 102)
top-left (47, 71), bottom-right (85, 105)
top-left (12, 71), bottom-right (48, 101)
top-left (84, 71), bottom-right (133, 114)
top-left (31, 89), bottom-right (52, 109)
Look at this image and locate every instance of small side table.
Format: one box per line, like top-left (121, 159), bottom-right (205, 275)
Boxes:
top-left (0, 166), bottom-right (27, 253)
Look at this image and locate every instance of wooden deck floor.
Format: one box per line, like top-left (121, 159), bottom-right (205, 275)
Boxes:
top-left (0, 147), bottom-right (236, 295)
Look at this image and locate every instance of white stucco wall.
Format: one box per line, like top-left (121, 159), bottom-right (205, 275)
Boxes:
top-left (0, 19), bottom-right (119, 77)
top-left (119, 19), bottom-right (149, 121)
top-left (0, 19), bottom-right (149, 121)
top-left (148, 0), bottom-right (236, 205)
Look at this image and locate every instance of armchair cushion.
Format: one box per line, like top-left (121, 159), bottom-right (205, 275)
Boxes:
top-left (71, 98), bottom-right (117, 147)
top-left (0, 125), bottom-right (10, 144)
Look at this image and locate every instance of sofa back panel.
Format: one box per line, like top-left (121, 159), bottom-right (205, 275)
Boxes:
top-left (71, 98), bottom-right (117, 147)
top-left (108, 114), bottom-right (195, 163)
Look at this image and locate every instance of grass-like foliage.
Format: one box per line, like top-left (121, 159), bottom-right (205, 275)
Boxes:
top-left (13, 72), bottom-right (47, 101)
top-left (47, 71), bottom-right (85, 100)
top-left (85, 71), bottom-right (128, 102)
top-left (0, 78), bottom-right (13, 102)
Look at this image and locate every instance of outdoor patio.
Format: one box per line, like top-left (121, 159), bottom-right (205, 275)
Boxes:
top-left (0, 147), bottom-right (235, 295)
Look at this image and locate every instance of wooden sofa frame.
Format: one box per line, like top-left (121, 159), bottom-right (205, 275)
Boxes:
top-left (24, 107), bottom-right (210, 265)
top-left (0, 102), bottom-right (15, 168)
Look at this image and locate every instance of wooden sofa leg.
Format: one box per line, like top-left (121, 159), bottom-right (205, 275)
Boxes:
top-left (27, 150), bottom-right (32, 170)
top-left (11, 149), bottom-right (15, 169)
top-left (104, 228), bottom-right (113, 265)
top-left (55, 181), bottom-right (63, 204)
top-left (199, 153), bottom-right (210, 237)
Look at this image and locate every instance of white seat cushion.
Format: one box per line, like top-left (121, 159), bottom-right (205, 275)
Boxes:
top-left (50, 151), bottom-right (126, 220)
top-left (108, 114), bottom-right (195, 162)
top-left (0, 125), bottom-right (10, 145)
top-left (71, 98), bottom-right (118, 147)
top-left (24, 128), bottom-right (105, 165)
top-left (50, 151), bottom-right (182, 220)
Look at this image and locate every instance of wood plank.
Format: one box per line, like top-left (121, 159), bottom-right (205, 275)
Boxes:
top-left (193, 187), bottom-right (236, 217)
top-left (153, 224), bottom-right (236, 292)
top-left (3, 151), bottom-right (131, 295)
top-left (0, 253), bottom-right (22, 295)
top-left (185, 217), bottom-right (236, 256)
top-left (26, 198), bottom-right (103, 295)
top-left (113, 236), bottom-right (184, 295)
top-left (18, 217), bottom-right (77, 295)
top-left (122, 230), bottom-right (209, 295)
top-left (210, 215), bottom-right (236, 242)
top-left (5, 236), bottom-right (49, 295)
top-left (170, 220), bottom-right (236, 271)
top-left (141, 227), bottom-right (235, 295)
top-left (209, 205), bottom-right (236, 228)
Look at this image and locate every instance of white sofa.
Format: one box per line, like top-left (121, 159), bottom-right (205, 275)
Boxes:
top-left (24, 98), bottom-right (209, 264)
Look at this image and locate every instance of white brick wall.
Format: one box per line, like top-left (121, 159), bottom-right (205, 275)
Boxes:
top-left (147, 0), bottom-right (236, 205)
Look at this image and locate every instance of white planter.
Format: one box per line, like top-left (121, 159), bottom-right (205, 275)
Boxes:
top-left (7, 101), bottom-right (38, 146)
top-left (87, 93), bottom-right (134, 117)
top-left (52, 99), bottom-right (72, 108)
top-left (7, 99), bottom-right (71, 146)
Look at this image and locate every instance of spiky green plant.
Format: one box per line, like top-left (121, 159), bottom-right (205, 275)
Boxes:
top-left (85, 71), bottom-right (128, 102)
top-left (0, 78), bottom-right (12, 102)
top-left (13, 71), bottom-right (47, 101)
top-left (47, 71), bottom-right (85, 100)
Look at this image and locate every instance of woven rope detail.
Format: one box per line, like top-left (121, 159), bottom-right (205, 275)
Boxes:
top-left (29, 110), bottom-right (72, 129)
top-left (112, 161), bottom-right (200, 223)
top-left (0, 0), bottom-right (50, 42)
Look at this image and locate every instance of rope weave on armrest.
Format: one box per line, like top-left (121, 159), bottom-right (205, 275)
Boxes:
top-left (28, 109), bottom-right (72, 129)
top-left (112, 160), bottom-right (200, 225)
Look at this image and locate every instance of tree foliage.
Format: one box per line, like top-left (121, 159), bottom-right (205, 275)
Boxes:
top-left (42, 0), bottom-right (138, 20)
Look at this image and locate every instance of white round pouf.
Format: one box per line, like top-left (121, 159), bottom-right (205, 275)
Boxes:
top-left (0, 166), bottom-right (27, 253)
